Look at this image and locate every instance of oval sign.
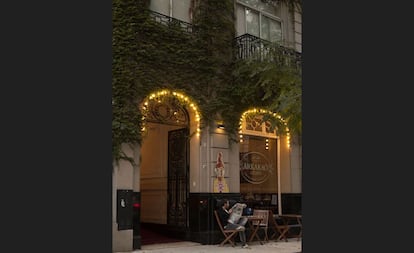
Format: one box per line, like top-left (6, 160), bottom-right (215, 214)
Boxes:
top-left (240, 151), bottom-right (272, 184)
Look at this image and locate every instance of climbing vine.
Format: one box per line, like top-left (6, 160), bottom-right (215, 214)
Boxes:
top-left (112, 0), bottom-right (302, 162)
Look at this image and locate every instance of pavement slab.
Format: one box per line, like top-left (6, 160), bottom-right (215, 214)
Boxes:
top-left (119, 238), bottom-right (302, 253)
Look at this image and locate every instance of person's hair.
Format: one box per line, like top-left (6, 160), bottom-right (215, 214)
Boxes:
top-left (220, 199), bottom-right (229, 207)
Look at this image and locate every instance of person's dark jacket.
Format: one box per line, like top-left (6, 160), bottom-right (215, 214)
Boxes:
top-left (217, 207), bottom-right (230, 227)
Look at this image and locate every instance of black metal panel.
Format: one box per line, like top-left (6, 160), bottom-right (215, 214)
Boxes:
top-left (188, 193), bottom-right (242, 244)
top-left (117, 189), bottom-right (133, 230)
top-left (184, 193), bottom-right (302, 244)
top-left (282, 193), bottom-right (302, 214)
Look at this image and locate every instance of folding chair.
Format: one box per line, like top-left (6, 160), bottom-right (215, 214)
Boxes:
top-left (213, 210), bottom-right (241, 247)
top-left (277, 213), bottom-right (302, 241)
top-left (268, 210), bottom-right (290, 242)
top-left (252, 209), bottom-right (270, 242)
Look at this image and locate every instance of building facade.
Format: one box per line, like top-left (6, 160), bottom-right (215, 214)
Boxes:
top-left (112, 0), bottom-right (302, 252)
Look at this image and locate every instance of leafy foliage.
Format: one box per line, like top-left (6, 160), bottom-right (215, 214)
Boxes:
top-left (232, 52), bottom-right (302, 136)
top-left (113, 0), bottom-right (144, 162)
top-left (112, 0), bottom-right (302, 162)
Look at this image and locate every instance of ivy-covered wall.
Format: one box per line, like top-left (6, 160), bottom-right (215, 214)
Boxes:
top-left (112, 0), bottom-right (301, 161)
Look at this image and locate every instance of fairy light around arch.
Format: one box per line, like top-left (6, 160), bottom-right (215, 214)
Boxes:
top-left (239, 108), bottom-right (290, 149)
top-left (140, 89), bottom-right (201, 137)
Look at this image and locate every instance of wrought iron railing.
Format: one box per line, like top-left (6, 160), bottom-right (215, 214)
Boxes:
top-left (148, 10), bottom-right (193, 33)
top-left (146, 11), bottom-right (301, 68)
top-left (234, 34), bottom-right (301, 69)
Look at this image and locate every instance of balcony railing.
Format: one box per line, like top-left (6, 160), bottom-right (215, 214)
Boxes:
top-left (145, 11), bottom-right (300, 68)
top-left (235, 34), bottom-right (301, 69)
top-left (148, 10), bottom-right (193, 33)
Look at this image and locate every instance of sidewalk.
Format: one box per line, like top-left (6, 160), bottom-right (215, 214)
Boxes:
top-left (125, 238), bottom-right (302, 253)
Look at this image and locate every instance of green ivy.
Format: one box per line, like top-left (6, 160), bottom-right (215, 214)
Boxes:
top-left (112, 0), bottom-right (302, 162)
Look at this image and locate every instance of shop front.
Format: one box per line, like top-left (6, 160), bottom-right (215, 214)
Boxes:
top-left (112, 91), bottom-right (301, 251)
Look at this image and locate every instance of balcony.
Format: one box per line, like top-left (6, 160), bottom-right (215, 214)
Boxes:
top-left (146, 10), bottom-right (301, 69)
top-left (148, 10), bottom-right (193, 33)
top-left (235, 34), bottom-right (301, 69)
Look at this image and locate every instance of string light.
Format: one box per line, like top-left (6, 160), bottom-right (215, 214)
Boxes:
top-left (141, 89), bottom-right (201, 137)
top-left (239, 108), bottom-right (290, 149)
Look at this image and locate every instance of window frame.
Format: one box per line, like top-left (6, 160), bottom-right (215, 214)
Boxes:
top-left (149, 0), bottom-right (192, 23)
top-left (236, 0), bottom-right (284, 42)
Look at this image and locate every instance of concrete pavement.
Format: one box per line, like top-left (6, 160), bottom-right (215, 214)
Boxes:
top-left (117, 238), bottom-right (302, 253)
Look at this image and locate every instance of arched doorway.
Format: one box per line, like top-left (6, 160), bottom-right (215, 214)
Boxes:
top-left (139, 90), bottom-right (200, 245)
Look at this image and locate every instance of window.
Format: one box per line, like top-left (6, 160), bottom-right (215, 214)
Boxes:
top-left (150, 0), bottom-right (192, 23)
top-left (236, 0), bottom-right (282, 42)
top-left (239, 113), bottom-right (279, 209)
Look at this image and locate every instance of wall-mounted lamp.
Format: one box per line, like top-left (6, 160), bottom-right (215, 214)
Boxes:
top-left (217, 124), bottom-right (225, 130)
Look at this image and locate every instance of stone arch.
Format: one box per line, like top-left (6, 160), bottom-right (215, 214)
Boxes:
top-left (140, 90), bottom-right (201, 138)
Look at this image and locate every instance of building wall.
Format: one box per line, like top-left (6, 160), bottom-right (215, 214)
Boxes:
top-left (193, 125), bottom-right (210, 192)
top-left (279, 2), bottom-right (302, 52)
top-left (294, 8), bottom-right (302, 53)
top-left (209, 127), bottom-right (232, 191)
top-left (112, 143), bottom-right (140, 252)
top-left (112, 0), bottom-right (302, 250)
top-left (189, 112), bottom-right (202, 192)
top-left (290, 135), bottom-right (302, 193)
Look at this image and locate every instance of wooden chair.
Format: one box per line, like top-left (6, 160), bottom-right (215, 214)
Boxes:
top-left (268, 210), bottom-right (290, 242)
top-left (251, 209), bottom-right (270, 242)
top-left (277, 213), bottom-right (302, 241)
top-left (213, 210), bottom-right (241, 247)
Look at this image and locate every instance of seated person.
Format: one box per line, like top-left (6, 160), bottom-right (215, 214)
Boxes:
top-left (217, 199), bottom-right (249, 248)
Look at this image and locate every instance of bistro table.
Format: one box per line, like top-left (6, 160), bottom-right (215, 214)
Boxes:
top-left (244, 216), bottom-right (265, 244)
top-left (276, 214), bottom-right (302, 240)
